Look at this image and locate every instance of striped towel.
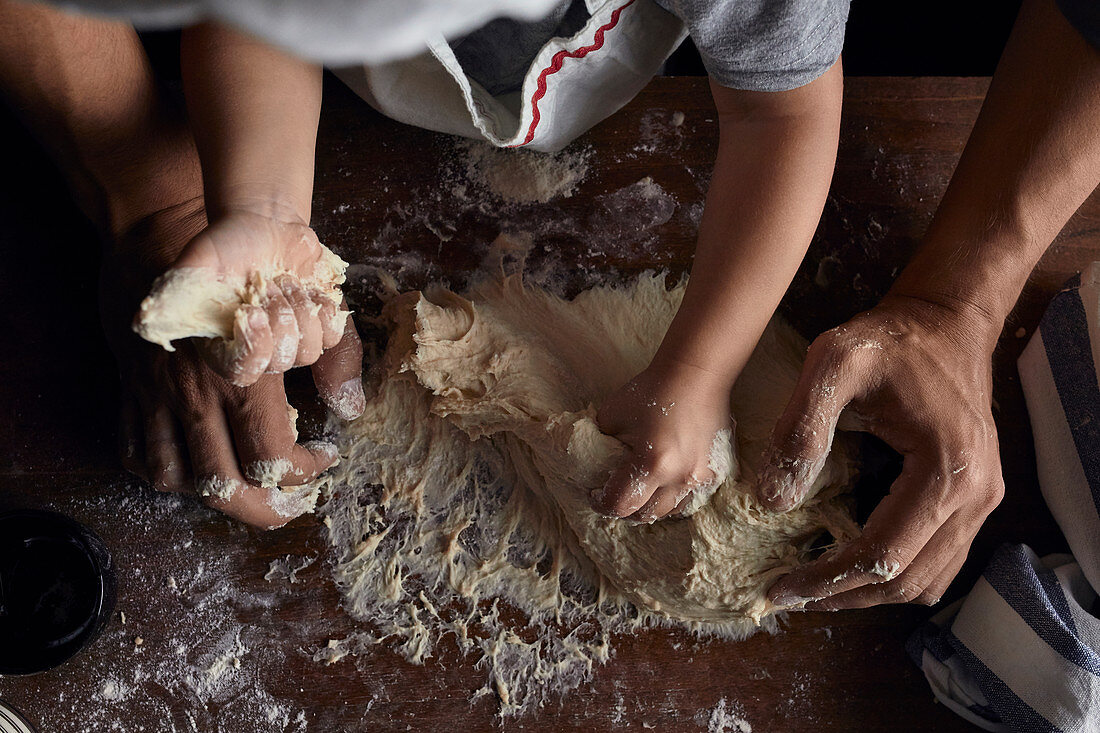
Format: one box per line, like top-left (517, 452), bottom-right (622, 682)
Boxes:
top-left (908, 266), bottom-right (1100, 732)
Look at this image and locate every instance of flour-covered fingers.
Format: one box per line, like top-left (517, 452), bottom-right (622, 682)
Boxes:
top-left (277, 274), bottom-right (322, 366)
top-left (203, 304), bottom-right (274, 387)
top-left (767, 466), bottom-right (948, 608)
top-left (223, 376), bottom-right (338, 487)
top-left (914, 545), bottom-right (970, 606)
top-left (632, 482), bottom-right (695, 523)
top-left (592, 458), bottom-right (661, 518)
top-left (756, 330), bottom-right (866, 512)
top-left (182, 406), bottom-right (290, 528)
top-left (315, 296), bottom-right (347, 350)
top-left (264, 286), bottom-right (299, 373)
top-left (311, 314), bottom-right (365, 421)
top-left (142, 400), bottom-right (189, 492)
top-left (802, 516), bottom-right (974, 610)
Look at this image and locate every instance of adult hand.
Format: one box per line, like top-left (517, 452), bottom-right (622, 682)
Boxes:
top-left (756, 294), bottom-right (1005, 609)
top-left (103, 199), bottom-right (364, 529)
top-left (594, 359), bottom-right (733, 522)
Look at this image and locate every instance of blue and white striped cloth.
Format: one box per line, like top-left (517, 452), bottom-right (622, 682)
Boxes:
top-left (908, 266), bottom-right (1100, 732)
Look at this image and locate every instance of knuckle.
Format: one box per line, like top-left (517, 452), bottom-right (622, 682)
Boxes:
top-left (979, 478), bottom-right (1006, 514)
top-left (888, 579), bottom-right (924, 603)
top-left (809, 328), bottom-right (859, 369)
top-left (642, 450), bottom-right (677, 478)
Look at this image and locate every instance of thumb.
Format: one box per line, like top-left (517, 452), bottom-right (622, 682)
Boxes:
top-left (591, 452), bottom-right (661, 518)
top-left (756, 339), bottom-right (858, 512)
top-left (312, 310), bottom-right (365, 420)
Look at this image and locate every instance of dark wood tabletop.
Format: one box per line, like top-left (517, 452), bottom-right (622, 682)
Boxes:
top-left (0, 76), bottom-right (1095, 732)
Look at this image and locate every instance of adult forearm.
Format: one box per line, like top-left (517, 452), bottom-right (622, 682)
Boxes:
top-left (891, 0), bottom-right (1100, 328)
top-left (653, 65), bottom-right (843, 383)
top-left (180, 22), bottom-right (322, 224)
top-left (0, 1), bottom-right (197, 235)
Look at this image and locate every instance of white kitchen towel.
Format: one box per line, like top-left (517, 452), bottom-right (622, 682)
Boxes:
top-left (46, 0), bottom-right (562, 66)
top-left (908, 266), bottom-right (1100, 732)
top-left (335, 0), bottom-right (686, 152)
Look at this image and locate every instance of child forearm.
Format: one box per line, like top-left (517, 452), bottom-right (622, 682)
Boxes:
top-left (180, 22), bottom-right (322, 225)
top-left (654, 65), bottom-right (843, 386)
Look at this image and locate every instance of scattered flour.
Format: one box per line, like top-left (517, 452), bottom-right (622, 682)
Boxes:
top-left (265, 555), bottom-right (317, 584)
top-left (459, 140), bottom-right (591, 204)
top-left (0, 488), bottom-right (313, 732)
top-left (703, 698), bottom-right (753, 733)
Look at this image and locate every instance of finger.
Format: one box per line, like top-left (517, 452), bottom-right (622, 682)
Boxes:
top-left (264, 286), bottom-right (299, 374)
top-left (767, 462), bottom-right (953, 608)
top-left (315, 295), bottom-right (348, 351)
top-left (277, 275), bottom-right (322, 366)
top-left (632, 482), bottom-right (695, 523)
top-left (224, 375), bottom-right (338, 487)
top-left (592, 458), bottom-right (661, 518)
top-left (914, 545), bottom-right (970, 606)
top-left (203, 305), bottom-right (274, 387)
top-left (183, 404), bottom-right (296, 529)
top-left (803, 517), bottom-right (974, 610)
top-left (669, 489), bottom-right (696, 519)
top-left (141, 400), bottom-right (189, 493)
top-left (119, 394), bottom-right (145, 478)
top-left (755, 334), bottom-right (864, 512)
top-left (312, 314), bottom-right (365, 421)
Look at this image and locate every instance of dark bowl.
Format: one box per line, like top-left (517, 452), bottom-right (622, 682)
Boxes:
top-left (0, 510), bottom-right (115, 676)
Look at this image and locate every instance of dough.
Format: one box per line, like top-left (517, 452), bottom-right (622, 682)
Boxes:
top-left (320, 244), bottom-right (859, 636)
top-left (133, 246), bottom-right (348, 351)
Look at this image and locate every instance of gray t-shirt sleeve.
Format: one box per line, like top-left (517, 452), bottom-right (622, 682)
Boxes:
top-left (1056, 0), bottom-right (1100, 48)
top-left (656, 0), bottom-right (850, 92)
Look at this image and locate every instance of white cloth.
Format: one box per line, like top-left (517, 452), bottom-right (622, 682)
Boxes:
top-left (909, 264), bottom-right (1100, 732)
top-left (45, 0), bottom-right (562, 65)
top-left (336, 0), bottom-right (686, 152)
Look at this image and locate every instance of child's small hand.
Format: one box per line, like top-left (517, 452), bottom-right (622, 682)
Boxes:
top-left (166, 210), bottom-right (355, 388)
top-left (594, 359), bottom-right (733, 522)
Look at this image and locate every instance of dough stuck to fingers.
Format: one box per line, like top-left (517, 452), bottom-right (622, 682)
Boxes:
top-left (132, 244), bottom-right (349, 351)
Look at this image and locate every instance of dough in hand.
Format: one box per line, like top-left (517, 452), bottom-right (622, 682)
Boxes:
top-left (327, 244), bottom-right (860, 630)
top-left (133, 245), bottom-right (348, 351)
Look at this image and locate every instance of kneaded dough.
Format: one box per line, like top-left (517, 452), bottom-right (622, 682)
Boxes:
top-left (133, 246), bottom-right (348, 351)
top-left (329, 248), bottom-right (860, 628)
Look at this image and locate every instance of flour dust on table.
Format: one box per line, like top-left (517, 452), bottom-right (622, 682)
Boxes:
top-left (311, 238), bottom-right (860, 715)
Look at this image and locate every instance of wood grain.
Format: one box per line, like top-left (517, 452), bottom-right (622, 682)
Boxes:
top-left (0, 76), bottom-right (1094, 732)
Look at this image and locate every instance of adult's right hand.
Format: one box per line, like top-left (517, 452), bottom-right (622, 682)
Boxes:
top-left (755, 294), bottom-right (1006, 610)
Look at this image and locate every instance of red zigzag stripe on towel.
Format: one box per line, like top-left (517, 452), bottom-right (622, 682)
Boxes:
top-left (512, 0), bottom-right (637, 148)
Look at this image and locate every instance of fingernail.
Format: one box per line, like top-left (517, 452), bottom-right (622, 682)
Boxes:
top-left (756, 464), bottom-right (798, 511)
top-left (304, 440), bottom-right (340, 465)
top-left (329, 308), bottom-right (351, 335)
top-left (328, 378), bottom-right (365, 421)
top-left (589, 489), bottom-right (622, 519)
top-left (771, 593), bottom-right (821, 609)
top-left (245, 457), bottom-right (294, 488)
top-left (266, 485), bottom-right (317, 520)
top-left (198, 475), bottom-right (243, 501)
top-left (243, 306), bottom-right (266, 339)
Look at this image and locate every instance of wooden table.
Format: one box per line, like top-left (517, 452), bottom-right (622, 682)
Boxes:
top-left (0, 76), bottom-right (1094, 732)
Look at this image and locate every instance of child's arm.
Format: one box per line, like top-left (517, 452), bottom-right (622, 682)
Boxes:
top-left (594, 62), bottom-right (843, 521)
top-left (174, 23), bottom-right (356, 389)
top-left (180, 22), bottom-right (319, 225)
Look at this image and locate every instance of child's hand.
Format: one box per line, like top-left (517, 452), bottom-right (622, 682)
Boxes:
top-left (102, 199), bottom-right (363, 529)
top-left (166, 210), bottom-right (354, 389)
top-left (594, 359), bottom-right (733, 522)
